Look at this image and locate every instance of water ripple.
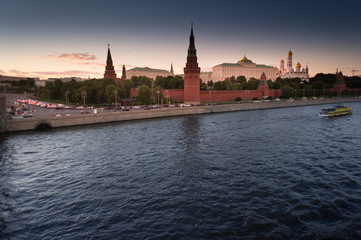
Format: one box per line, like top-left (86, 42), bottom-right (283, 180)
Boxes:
top-left (1, 102), bottom-right (361, 239)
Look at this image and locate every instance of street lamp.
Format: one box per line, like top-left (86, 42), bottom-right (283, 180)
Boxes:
top-left (65, 91), bottom-right (70, 105)
top-left (81, 90), bottom-right (87, 108)
top-left (114, 90), bottom-right (118, 109)
top-left (156, 90), bottom-right (160, 105)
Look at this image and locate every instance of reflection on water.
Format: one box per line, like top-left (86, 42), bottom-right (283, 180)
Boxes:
top-left (1, 102), bottom-right (361, 239)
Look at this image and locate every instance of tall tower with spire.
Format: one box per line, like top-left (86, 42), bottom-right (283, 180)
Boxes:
top-left (286, 49), bottom-right (293, 73)
top-left (183, 23), bottom-right (201, 104)
top-left (170, 63), bottom-right (174, 75)
top-left (121, 64), bottom-right (126, 80)
top-left (104, 44), bottom-right (118, 80)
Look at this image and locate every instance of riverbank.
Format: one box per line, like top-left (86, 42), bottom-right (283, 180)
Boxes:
top-left (3, 97), bottom-right (361, 133)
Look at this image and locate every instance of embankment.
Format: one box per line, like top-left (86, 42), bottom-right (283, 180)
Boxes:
top-left (3, 98), bottom-right (361, 133)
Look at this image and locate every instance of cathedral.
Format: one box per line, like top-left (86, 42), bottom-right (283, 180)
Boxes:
top-left (278, 49), bottom-right (309, 81)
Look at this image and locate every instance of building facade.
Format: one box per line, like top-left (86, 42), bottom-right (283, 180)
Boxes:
top-left (278, 49), bottom-right (309, 81)
top-left (212, 56), bottom-right (278, 82)
top-left (126, 65), bottom-right (174, 80)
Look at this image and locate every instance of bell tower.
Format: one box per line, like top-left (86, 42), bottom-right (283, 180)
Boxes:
top-left (183, 23), bottom-right (201, 104)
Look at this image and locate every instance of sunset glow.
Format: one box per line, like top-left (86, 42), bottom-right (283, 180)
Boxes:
top-left (1, 0), bottom-right (360, 79)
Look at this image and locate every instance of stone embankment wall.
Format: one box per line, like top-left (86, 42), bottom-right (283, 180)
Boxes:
top-left (3, 98), bottom-right (361, 133)
top-left (0, 94), bottom-right (6, 133)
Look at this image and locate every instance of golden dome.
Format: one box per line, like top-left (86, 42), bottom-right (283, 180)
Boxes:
top-left (288, 49), bottom-right (293, 56)
top-left (237, 55), bottom-right (253, 64)
top-left (296, 62), bottom-right (301, 68)
top-left (280, 59), bottom-right (284, 63)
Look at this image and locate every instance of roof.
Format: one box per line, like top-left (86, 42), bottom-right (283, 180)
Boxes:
top-left (128, 67), bottom-right (170, 73)
top-left (214, 63), bottom-right (274, 68)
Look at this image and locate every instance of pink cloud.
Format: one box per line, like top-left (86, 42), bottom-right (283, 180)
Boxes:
top-left (57, 53), bottom-right (97, 61)
top-left (3, 69), bottom-right (102, 79)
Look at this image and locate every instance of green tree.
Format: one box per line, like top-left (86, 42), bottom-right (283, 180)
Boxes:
top-left (236, 76), bottom-right (247, 85)
top-left (169, 76), bottom-right (184, 89)
top-left (281, 86), bottom-right (295, 98)
top-left (105, 84), bottom-right (118, 104)
top-left (123, 79), bottom-right (133, 98)
top-left (214, 81), bottom-right (227, 90)
top-left (138, 84), bottom-right (152, 104)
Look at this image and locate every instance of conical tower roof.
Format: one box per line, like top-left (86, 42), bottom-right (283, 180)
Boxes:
top-left (106, 44), bottom-right (113, 66)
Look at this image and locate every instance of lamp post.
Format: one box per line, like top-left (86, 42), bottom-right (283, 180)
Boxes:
top-left (156, 90), bottom-right (160, 105)
top-left (65, 91), bottom-right (70, 105)
top-left (114, 90), bottom-right (118, 109)
top-left (81, 90), bottom-right (87, 108)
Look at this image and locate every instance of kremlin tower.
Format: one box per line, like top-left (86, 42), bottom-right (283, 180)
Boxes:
top-left (183, 23), bottom-right (200, 104)
top-left (121, 64), bottom-right (126, 82)
top-left (170, 63), bottom-right (174, 75)
top-left (257, 72), bottom-right (270, 98)
top-left (103, 44), bottom-right (118, 81)
top-left (333, 70), bottom-right (347, 96)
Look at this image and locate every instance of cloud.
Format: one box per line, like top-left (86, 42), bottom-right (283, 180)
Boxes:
top-left (76, 62), bottom-right (104, 67)
top-left (117, 64), bottom-right (137, 69)
top-left (33, 70), bottom-right (99, 78)
top-left (2, 69), bottom-right (101, 79)
top-left (57, 53), bottom-right (97, 61)
top-left (9, 69), bottom-right (30, 76)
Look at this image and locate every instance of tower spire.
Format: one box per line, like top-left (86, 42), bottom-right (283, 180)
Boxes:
top-left (107, 44), bottom-right (113, 66)
top-left (170, 62), bottom-right (174, 75)
top-left (187, 23), bottom-right (196, 58)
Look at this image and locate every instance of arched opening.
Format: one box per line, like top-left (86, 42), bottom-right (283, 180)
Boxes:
top-left (35, 123), bottom-right (52, 130)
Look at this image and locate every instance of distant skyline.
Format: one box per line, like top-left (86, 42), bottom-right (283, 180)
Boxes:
top-left (1, 0), bottom-right (361, 79)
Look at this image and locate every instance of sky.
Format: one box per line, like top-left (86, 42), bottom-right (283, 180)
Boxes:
top-left (1, 0), bottom-right (361, 79)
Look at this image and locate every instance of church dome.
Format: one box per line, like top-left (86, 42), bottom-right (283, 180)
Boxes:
top-left (296, 62), bottom-right (301, 68)
top-left (237, 55), bottom-right (253, 64)
top-left (288, 50), bottom-right (293, 56)
top-left (280, 59), bottom-right (284, 63)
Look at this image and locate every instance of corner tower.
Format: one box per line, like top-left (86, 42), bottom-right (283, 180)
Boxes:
top-left (183, 23), bottom-right (201, 104)
top-left (104, 44), bottom-right (118, 80)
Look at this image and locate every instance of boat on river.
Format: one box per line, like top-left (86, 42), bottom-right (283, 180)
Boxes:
top-left (319, 105), bottom-right (352, 117)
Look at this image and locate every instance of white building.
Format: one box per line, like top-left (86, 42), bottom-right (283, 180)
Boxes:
top-left (126, 65), bottom-right (174, 80)
top-left (212, 56), bottom-right (279, 82)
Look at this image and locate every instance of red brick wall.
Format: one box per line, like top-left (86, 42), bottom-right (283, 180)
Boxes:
top-left (131, 88), bottom-right (282, 103)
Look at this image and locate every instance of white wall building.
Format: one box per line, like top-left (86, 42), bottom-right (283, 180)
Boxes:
top-left (212, 56), bottom-right (279, 82)
top-left (126, 66), bottom-right (174, 80)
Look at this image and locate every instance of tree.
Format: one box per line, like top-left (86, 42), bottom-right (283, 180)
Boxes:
top-left (105, 84), bottom-right (118, 104)
top-left (281, 86), bottom-right (295, 98)
top-left (138, 84), bottom-right (152, 104)
top-left (236, 76), bottom-right (247, 85)
top-left (169, 76), bottom-right (184, 89)
top-left (214, 81), bottom-right (227, 90)
top-left (123, 79), bottom-right (133, 98)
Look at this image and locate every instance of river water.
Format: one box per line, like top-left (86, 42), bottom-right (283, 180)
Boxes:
top-left (1, 102), bottom-right (361, 239)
